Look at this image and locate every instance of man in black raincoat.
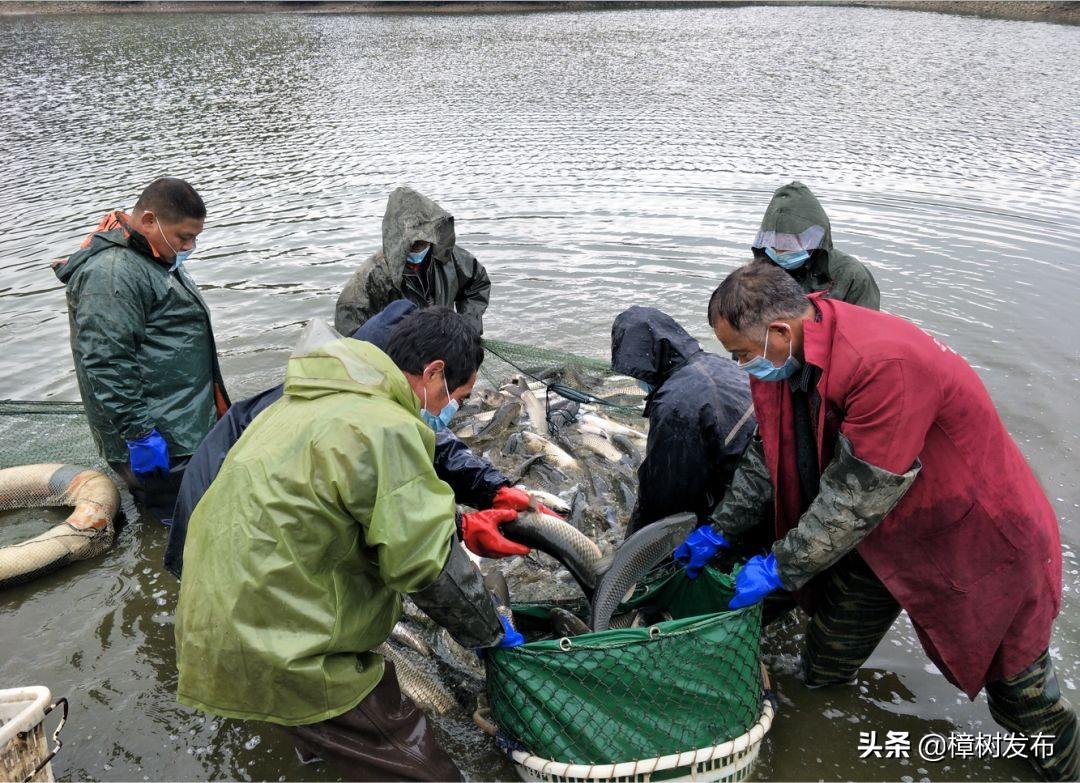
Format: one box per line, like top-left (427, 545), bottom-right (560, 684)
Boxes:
top-left (611, 306), bottom-right (756, 537)
top-left (335, 187), bottom-right (491, 336)
top-left (166, 300), bottom-right (534, 579)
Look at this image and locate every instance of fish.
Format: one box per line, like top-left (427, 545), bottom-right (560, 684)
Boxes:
top-left (568, 486), bottom-right (587, 531)
top-left (452, 409), bottom-right (498, 439)
top-left (400, 597), bottom-right (432, 626)
top-left (502, 510), bottom-right (603, 598)
top-left (476, 387), bottom-right (510, 409)
top-left (502, 430), bottom-right (523, 456)
top-left (606, 610), bottom-right (642, 629)
top-left (589, 512), bottom-right (696, 631)
top-left (504, 375), bottom-right (549, 437)
top-left (483, 569), bottom-right (512, 607)
top-left (508, 454), bottom-right (547, 484)
top-left (610, 433), bottom-right (642, 462)
top-left (516, 486), bottom-right (572, 515)
top-left (375, 642), bottom-right (457, 715)
top-left (548, 606), bottom-right (592, 637)
top-left (472, 399), bottom-right (522, 443)
top-left (390, 621), bottom-right (434, 657)
top-left (521, 431), bottom-right (579, 470)
top-left (434, 627), bottom-right (486, 679)
top-left (614, 476), bottom-right (638, 513)
top-left (574, 432), bottom-right (623, 463)
top-left (579, 413), bottom-right (647, 441)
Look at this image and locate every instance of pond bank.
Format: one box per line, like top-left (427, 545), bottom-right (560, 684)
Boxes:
top-left (3, 0), bottom-right (1079, 25)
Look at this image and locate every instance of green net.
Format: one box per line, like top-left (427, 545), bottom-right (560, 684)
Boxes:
top-left (481, 339), bottom-right (644, 418)
top-left (0, 401), bottom-right (106, 470)
top-left (486, 567), bottom-right (763, 765)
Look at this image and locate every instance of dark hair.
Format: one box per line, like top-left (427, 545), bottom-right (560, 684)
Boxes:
top-left (707, 262), bottom-right (809, 336)
top-left (386, 306), bottom-right (484, 391)
top-left (134, 177), bottom-right (206, 223)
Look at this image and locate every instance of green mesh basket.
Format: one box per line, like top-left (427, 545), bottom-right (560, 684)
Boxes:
top-left (485, 567), bottom-right (763, 766)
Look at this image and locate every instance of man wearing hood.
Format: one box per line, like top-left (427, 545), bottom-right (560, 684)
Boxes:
top-left (611, 306), bottom-right (756, 537)
top-left (335, 187), bottom-right (491, 337)
top-left (752, 182), bottom-right (880, 310)
top-left (52, 178), bottom-right (229, 523)
top-left (175, 308), bottom-right (518, 781)
top-left (164, 300), bottom-right (547, 580)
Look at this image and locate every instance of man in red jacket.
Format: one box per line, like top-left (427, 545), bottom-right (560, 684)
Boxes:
top-left (676, 262), bottom-right (1075, 780)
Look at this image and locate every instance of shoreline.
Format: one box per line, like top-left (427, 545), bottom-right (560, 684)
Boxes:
top-left (1, 0), bottom-right (1078, 25)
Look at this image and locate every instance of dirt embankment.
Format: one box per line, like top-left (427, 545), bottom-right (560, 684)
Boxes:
top-left (2, 0), bottom-right (1078, 25)
top-left (852, 1), bottom-right (1080, 25)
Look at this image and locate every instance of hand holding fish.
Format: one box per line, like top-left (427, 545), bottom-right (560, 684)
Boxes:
top-left (492, 485), bottom-right (567, 520)
top-left (461, 508), bottom-right (532, 558)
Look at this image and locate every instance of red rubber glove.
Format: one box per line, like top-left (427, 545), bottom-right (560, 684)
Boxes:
top-left (491, 486), bottom-right (566, 520)
top-left (461, 508), bottom-right (531, 558)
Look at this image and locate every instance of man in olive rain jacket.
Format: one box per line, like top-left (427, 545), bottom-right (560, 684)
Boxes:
top-left (335, 186), bottom-right (491, 336)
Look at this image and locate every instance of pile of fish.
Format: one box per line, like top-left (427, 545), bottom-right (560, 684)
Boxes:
top-left (379, 371), bottom-right (699, 717)
top-left (452, 373), bottom-right (651, 539)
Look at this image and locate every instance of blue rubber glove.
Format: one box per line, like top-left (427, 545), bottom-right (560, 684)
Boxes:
top-left (729, 554), bottom-right (784, 609)
top-left (673, 525), bottom-right (730, 580)
top-left (477, 614), bottom-right (524, 659)
top-left (126, 428), bottom-right (169, 479)
top-left (496, 614), bottom-right (524, 648)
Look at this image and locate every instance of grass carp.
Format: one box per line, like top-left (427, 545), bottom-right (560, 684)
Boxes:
top-left (589, 512), bottom-right (695, 631)
top-left (516, 486), bottom-right (572, 515)
top-left (502, 510), bottom-right (603, 597)
top-left (520, 431), bottom-right (579, 470)
top-left (375, 642), bottom-right (457, 715)
top-left (389, 621), bottom-right (434, 657)
top-left (548, 606), bottom-right (592, 637)
top-left (574, 432), bottom-right (623, 463)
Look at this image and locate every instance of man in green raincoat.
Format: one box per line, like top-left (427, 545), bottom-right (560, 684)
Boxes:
top-left (175, 308), bottom-right (512, 781)
top-left (52, 178), bottom-right (229, 523)
top-left (752, 182), bottom-right (880, 310)
top-left (335, 187), bottom-right (492, 336)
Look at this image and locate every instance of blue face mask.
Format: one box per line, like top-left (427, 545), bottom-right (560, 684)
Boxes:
top-left (738, 328), bottom-right (801, 382)
top-left (636, 379), bottom-right (655, 394)
top-left (171, 247), bottom-right (194, 271)
top-left (157, 220), bottom-right (196, 272)
top-left (764, 246), bottom-right (810, 270)
top-left (406, 246), bottom-right (430, 265)
top-left (420, 376), bottom-right (459, 432)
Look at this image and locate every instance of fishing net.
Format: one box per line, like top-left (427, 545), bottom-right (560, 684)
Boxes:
top-left (485, 566), bottom-right (764, 766)
top-left (0, 401), bottom-right (118, 587)
top-left (481, 339), bottom-right (644, 418)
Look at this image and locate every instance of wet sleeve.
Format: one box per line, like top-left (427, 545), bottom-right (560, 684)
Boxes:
top-left (363, 423), bottom-right (457, 594)
top-left (433, 430), bottom-right (509, 509)
top-left (71, 262), bottom-right (154, 439)
top-left (709, 434), bottom-right (774, 536)
top-left (455, 253), bottom-right (490, 333)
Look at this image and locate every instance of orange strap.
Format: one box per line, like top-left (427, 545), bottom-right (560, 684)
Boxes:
top-left (213, 383), bottom-right (230, 419)
top-left (79, 210), bottom-right (131, 248)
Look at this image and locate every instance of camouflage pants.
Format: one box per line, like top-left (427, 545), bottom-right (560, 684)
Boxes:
top-left (801, 553), bottom-right (1078, 781)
